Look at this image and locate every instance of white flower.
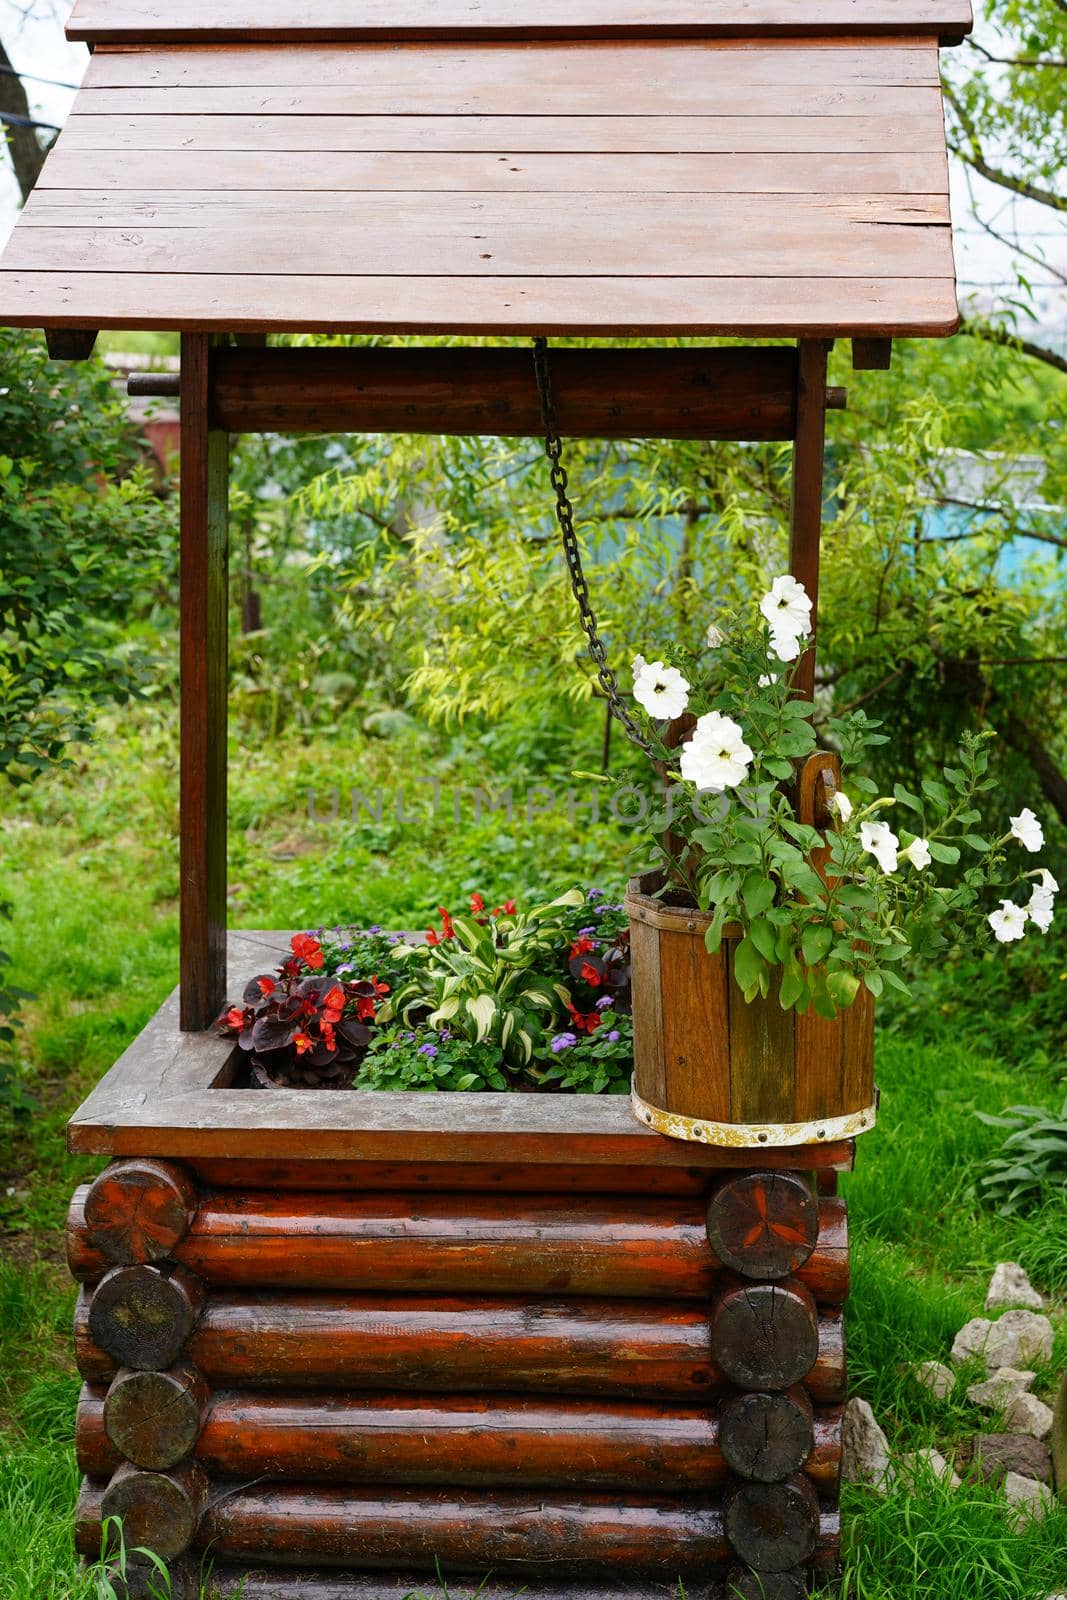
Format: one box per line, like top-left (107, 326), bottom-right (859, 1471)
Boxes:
top-left (631, 653), bottom-right (647, 680)
top-left (760, 575), bottom-right (812, 640)
top-left (1034, 868), bottom-right (1058, 896)
top-left (831, 791), bottom-right (854, 824)
top-left (1028, 891), bottom-right (1055, 933)
top-left (705, 623), bottom-right (724, 648)
top-left (770, 628), bottom-right (802, 664)
top-left (860, 819), bottom-right (899, 873)
top-left (633, 659), bottom-right (690, 720)
top-left (1009, 807), bottom-right (1044, 853)
top-left (758, 673), bottom-right (778, 688)
top-left (988, 900), bottom-right (1028, 943)
top-left (679, 710), bottom-right (753, 792)
top-left (900, 836), bottom-right (932, 871)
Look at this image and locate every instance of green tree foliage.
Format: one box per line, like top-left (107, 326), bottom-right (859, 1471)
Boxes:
top-left (0, 328), bottom-right (175, 783)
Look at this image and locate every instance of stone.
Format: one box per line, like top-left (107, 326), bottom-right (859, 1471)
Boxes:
top-left (1003, 1471), bottom-right (1053, 1525)
top-left (1004, 1392), bottom-right (1055, 1440)
top-left (985, 1262), bottom-right (1044, 1311)
top-left (985, 1310), bottom-right (1055, 1370)
top-left (914, 1359), bottom-right (956, 1399)
top-left (951, 1317), bottom-right (992, 1365)
top-left (842, 1398), bottom-right (895, 1493)
top-left (972, 1432), bottom-right (1053, 1487)
top-left (966, 1368), bottom-right (1036, 1410)
top-left (900, 1447), bottom-right (961, 1488)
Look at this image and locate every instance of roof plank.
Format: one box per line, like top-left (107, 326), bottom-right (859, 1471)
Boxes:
top-left (37, 149), bottom-right (951, 197)
top-left (67, 1), bottom-right (974, 45)
top-left (0, 271), bottom-right (961, 337)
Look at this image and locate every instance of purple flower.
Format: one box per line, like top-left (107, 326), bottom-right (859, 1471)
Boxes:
top-left (418, 1043), bottom-right (438, 1057)
top-left (595, 996), bottom-right (613, 1011)
top-left (437, 1026), bottom-right (452, 1041)
top-left (367, 924), bottom-right (382, 935)
top-left (336, 963), bottom-right (354, 976)
top-left (587, 888), bottom-right (605, 901)
top-left (578, 926), bottom-right (597, 937)
top-left (550, 1032), bottom-right (578, 1054)
top-left (607, 1030), bottom-right (621, 1042)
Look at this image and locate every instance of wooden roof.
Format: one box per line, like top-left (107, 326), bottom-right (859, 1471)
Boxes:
top-left (0, 4), bottom-right (971, 338)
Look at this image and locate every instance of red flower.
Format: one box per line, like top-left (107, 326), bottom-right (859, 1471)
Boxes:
top-left (569, 937), bottom-right (596, 959)
top-left (293, 1032), bottom-right (313, 1055)
top-left (290, 932), bottom-right (324, 971)
top-left (566, 1000), bottom-right (602, 1035)
top-left (580, 961), bottom-right (603, 988)
top-left (224, 1006), bottom-right (246, 1030)
top-left (323, 985), bottom-right (345, 1023)
top-left (256, 975), bottom-right (276, 998)
top-left (320, 1020), bottom-right (337, 1053)
top-left (503, 899), bottom-right (517, 914)
top-left (438, 907), bottom-right (455, 939)
top-left (426, 929), bottom-right (440, 945)
top-left (371, 975), bottom-right (390, 996)
top-left (470, 892), bottom-right (485, 914)
top-left (355, 995), bottom-right (376, 1020)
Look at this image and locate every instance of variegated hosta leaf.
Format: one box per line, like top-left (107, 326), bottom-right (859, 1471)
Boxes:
top-left (465, 993), bottom-right (497, 1041)
top-left (429, 997), bottom-right (460, 1026)
top-left (500, 1012), bottom-right (515, 1046)
top-left (523, 990), bottom-right (553, 1008)
top-left (516, 1028), bottom-right (534, 1064)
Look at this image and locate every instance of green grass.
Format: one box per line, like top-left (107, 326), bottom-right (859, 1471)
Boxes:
top-left (0, 706), bottom-right (1063, 1599)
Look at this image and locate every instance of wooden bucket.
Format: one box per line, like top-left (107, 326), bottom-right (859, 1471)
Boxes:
top-left (625, 871), bottom-right (877, 1149)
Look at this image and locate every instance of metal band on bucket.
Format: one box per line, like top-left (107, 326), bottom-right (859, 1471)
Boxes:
top-left (631, 1079), bottom-right (879, 1148)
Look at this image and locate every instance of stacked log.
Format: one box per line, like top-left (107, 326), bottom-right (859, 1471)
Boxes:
top-left (68, 1158), bottom-right (848, 1598)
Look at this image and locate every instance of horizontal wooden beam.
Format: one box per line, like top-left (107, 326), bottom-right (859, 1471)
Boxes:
top-left (209, 345), bottom-right (813, 440)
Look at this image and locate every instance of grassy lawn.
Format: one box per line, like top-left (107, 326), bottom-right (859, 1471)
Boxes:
top-left (0, 710), bottom-right (1063, 1600)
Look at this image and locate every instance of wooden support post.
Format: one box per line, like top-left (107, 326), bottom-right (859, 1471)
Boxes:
top-left (44, 327), bottom-right (97, 360)
top-left (179, 333), bottom-right (228, 1031)
top-left (851, 338), bottom-right (893, 371)
top-left (788, 339), bottom-right (830, 703)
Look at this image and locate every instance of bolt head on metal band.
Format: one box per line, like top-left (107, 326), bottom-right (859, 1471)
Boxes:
top-left (631, 1077), bottom-right (879, 1148)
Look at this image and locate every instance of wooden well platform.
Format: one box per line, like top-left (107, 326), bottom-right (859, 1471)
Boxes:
top-left (66, 935), bottom-right (853, 1600)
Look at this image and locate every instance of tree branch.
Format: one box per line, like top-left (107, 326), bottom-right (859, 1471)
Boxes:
top-left (966, 38), bottom-right (1067, 69)
top-left (943, 83), bottom-right (1067, 213)
top-left (957, 317), bottom-right (1067, 378)
top-left (0, 39), bottom-right (47, 201)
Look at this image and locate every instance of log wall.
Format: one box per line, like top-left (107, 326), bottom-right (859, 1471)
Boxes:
top-left (68, 1155), bottom-right (850, 1599)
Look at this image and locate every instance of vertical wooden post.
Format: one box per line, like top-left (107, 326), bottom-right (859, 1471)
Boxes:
top-left (179, 333), bottom-right (228, 1031)
top-left (788, 339), bottom-right (830, 703)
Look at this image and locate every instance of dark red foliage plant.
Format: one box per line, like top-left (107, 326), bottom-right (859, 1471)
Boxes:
top-left (217, 933), bottom-right (389, 1088)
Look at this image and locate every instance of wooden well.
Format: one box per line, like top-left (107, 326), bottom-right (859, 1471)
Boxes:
top-left (0, 0), bottom-right (972, 1593)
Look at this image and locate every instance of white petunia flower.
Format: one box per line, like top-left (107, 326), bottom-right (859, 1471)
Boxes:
top-left (1034, 868), bottom-right (1058, 897)
top-left (705, 623), bottom-right (725, 648)
top-left (900, 837), bottom-right (932, 871)
top-left (770, 628), bottom-right (802, 664)
top-left (758, 673), bottom-right (778, 688)
top-left (633, 660), bottom-right (690, 720)
top-left (860, 819), bottom-right (899, 873)
top-left (1028, 890), bottom-right (1054, 933)
top-left (988, 900), bottom-right (1028, 943)
top-left (760, 574), bottom-right (813, 640)
top-left (832, 791), bottom-right (853, 824)
top-left (1009, 807), bottom-right (1044, 853)
top-left (679, 710), bottom-right (753, 792)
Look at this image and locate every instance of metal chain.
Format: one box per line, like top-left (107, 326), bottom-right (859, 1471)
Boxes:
top-left (532, 337), bottom-right (652, 755)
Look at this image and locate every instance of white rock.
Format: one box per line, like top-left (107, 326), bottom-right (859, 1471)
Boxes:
top-left (842, 1398), bottom-right (895, 1493)
top-left (1004, 1391), bottom-right (1055, 1440)
top-left (914, 1360), bottom-right (956, 1399)
top-left (985, 1310), bottom-right (1055, 1370)
top-left (900, 1447), bottom-right (961, 1488)
top-left (986, 1261), bottom-right (1044, 1311)
top-left (951, 1317), bottom-right (992, 1365)
top-left (965, 1368), bottom-right (1036, 1410)
top-left (1003, 1470), bottom-right (1053, 1525)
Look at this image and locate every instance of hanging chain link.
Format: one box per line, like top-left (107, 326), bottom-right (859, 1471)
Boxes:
top-left (532, 336), bottom-right (652, 755)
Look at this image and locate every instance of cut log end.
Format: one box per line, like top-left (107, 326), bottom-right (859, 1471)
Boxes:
top-left (706, 1172), bottom-right (820, 1281)
top-left (104, 1362), bottom-right (207, 1469)
top-left (88, 1263), bottom-right (204, 1372)
top-left (725, 1477), bottom-right (820, 1573)
top-left (85, 1159), bottom-right (198, 1266)
top-left (720, 1387), bottom-right (815, 1483)
top-left (710, 1280), bottom-right (820, 1392)
top-left (100, 1461), bottom-right (206, 1563)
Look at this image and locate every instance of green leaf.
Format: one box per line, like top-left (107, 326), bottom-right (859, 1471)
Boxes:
top-left (732, 937), bottom-right (766, 993)
top-left (863, 971), bottom-right (883, 998)
top-left (801, 925), bottom-right (833, 968)
top-left (778, 962), bottom-right (806, 1011)
top-left (963, 834), bottom-right (990, 851)
top-left (892, 783), bottom-right (923, 813)
top-left (742, 870), bottom-right (776, 920)
top-left (926, 840), bottom-right (960, 864)
top-left (921, 778), bottom-right (950, 809)
top-left (749, 916), bottom-right (778, 962)
top-left (763, 756), bottom-right (794, 780)
top-left (826, 970), bottom-right (861, 1008)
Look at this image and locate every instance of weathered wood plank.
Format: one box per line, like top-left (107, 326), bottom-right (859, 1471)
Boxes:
top-left (789, 337), bottom-right (831, 701)
top-left (76, 47), bottom-right (941, 107)
top-left (65, 2), bottom-right (974, 44)
top-left (56, 110), bottom-right (948, 155)
top-left (4, 217), bottom-right (955, 283)
top-left (37, 146), bottom-right (951, 197)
